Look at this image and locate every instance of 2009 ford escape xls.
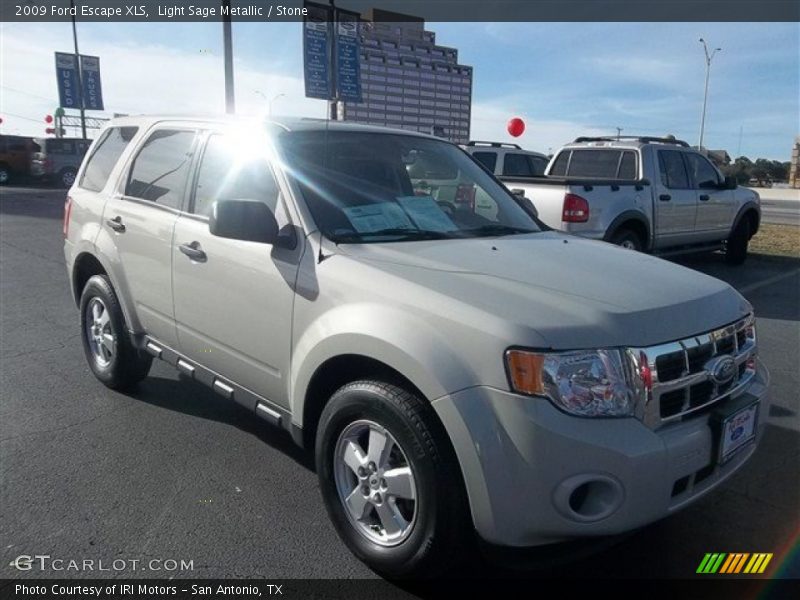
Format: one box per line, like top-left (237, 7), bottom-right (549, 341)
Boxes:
top-left (64, 116), bottom-right (770, 576)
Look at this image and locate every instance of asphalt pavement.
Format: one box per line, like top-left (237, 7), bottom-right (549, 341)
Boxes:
top-left (1, 186), bottom-right (798, 586)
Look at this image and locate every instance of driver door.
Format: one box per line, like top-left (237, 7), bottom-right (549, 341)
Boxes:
top-left (171, 131), bottom-right (302, 408)
top-left (685, 152), bottom-right (735, 239)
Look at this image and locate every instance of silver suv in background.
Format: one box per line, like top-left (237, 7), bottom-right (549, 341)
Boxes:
top-left (65, 117), bottom-right (770, 577)
top-left (464, 140), bottom-right (550, 177)
top-left (500, 136), bottom-right (761, 264)
top-left (31, 137), bottom-right (90, 188)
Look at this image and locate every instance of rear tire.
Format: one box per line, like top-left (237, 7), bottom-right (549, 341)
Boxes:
top-left (315, 380), bottom-right (469, 578)
top-left (610, 228), bottom-right (643, 251)
top-left (725, 218), bottom-right (750, 265)
top-left (59, 167), bottom-right (77, 189)
top-left (79, 275), bottom-right (152, 390)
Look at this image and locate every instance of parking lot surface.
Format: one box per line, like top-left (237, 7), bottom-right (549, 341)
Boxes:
top-left (1, 187), bottom-right (798, 583)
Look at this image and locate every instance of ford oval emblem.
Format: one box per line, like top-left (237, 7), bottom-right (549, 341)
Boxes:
top-left (706, 355), bottom-right (737, 385)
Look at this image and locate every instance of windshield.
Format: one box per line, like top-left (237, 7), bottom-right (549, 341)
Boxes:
top-left (278, 131), bottom-right (541, 243)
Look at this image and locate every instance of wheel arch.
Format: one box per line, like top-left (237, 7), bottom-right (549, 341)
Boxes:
top-left (732, 202), bottom-right (761, 239)
top-left (603, 211), bottom-right (651, 250)
top-left (71, 251), bottom-right (140, 333)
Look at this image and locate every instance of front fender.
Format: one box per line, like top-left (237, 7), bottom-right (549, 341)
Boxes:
top-left (290, 302), bottom-right (480, 428)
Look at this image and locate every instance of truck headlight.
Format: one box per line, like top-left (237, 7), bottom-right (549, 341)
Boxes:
top-left (505, 348), bottom-right (637, 417)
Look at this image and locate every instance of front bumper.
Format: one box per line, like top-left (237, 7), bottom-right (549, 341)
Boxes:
top-left (432, 362), bottom-right (770, 547)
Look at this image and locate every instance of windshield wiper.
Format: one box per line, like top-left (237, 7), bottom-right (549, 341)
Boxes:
top-left (459, 224), bottom-right (539, 238)
top-left (332, 228), bottom-right (455, 243)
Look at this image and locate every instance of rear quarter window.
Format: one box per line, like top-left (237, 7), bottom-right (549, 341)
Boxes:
top-left (471, 151), bottom-right (497, 173)
top-left (79, 126), bottom-right (139, 193)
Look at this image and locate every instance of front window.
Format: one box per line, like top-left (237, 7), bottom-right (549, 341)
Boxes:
top-left (278, 131), bottom-right (541, 243)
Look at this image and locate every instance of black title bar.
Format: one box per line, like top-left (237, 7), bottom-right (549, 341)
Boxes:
top-left (1, 0), bottom-right (799, 22)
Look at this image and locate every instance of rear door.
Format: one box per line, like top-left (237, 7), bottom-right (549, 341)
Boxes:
top-left (101, 126), bottom-right (198, 347)
top-left (684, 152), bottom-right (734, 239)
top-left (654, 149), bottom-right (697, 248)
top-left (171, 131), bottom-right (302, 406)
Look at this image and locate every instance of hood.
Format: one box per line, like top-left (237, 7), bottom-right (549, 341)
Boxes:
top-left (336, 232), bottom-right (751, 349)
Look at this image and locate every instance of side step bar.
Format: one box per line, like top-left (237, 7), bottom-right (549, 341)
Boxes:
top-left (140, 335), bottom-right (293, 438)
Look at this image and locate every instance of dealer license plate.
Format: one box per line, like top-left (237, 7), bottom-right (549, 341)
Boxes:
top-left (719, 402), bottom-right (759, 463)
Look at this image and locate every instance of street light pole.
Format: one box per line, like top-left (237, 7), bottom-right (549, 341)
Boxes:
top-left (222, 0), bottom-right (235, 114)
top-left (698, 38), bottom-right (721, 150)
top-left (268, 93), bottom-right (286, 116)
top-left (69, 0), bottom-right (87, 139)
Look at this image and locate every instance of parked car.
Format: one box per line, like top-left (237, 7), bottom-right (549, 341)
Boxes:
top-left (0, 134), bottom-right (39, 185)
top-left (463, 140), bottom-right (550, 177)
top-left (65, 117), bottom-right (770, 577)
top-left (500, 136), bottom-right (761, 264)
top-left (31, 137), bottom-right (91, 188)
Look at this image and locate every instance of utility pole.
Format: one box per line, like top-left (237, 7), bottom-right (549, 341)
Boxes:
top-left (222, 0), bottom-right (235, 114)
top-left (698, 38), bottom-right (721, 150)
top-left (328, 0), bottom-right (338, 120)
top-left (69, 0), bottom-right (87, 139)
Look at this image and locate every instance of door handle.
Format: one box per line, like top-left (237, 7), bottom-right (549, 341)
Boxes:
top-left (659, 194), bottom-right (671, 202)
top-left (699, 194), bottom-right (710, 201)
top-left (178, 242), bottom-right (207, 262)
top-left (106, 216), bottom-right (126, 232)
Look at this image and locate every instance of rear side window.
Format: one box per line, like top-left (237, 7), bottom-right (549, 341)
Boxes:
top-left (471, 151), bottom-right (497, 172)
top-left (618, 152), bottom-right (637, 179)
top-left (529, 155), bottom-right (548, 176)
top-left (502, 153), bottom-right (536, 177)
top-left (549, 151), bottom-right (569, 176)
top-left (658, 150), bottom-right (690, 189)
top-left (125, 129), bottom-right (196, 209)
top-left (79, 126), bottom-right (138, 192)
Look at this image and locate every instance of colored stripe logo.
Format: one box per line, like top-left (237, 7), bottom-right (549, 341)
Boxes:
top-left (697, 553), bottom-right (773, 574)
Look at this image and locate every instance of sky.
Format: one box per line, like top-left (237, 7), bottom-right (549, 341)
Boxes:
top-left (0, 20), bottom-right (797, 160)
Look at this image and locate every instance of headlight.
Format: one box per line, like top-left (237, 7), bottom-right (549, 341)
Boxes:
top-left (505, 348), bottom-right (638, 417)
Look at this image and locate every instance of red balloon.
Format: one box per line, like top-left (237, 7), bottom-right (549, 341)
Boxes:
top-left (507, 117), bottom-right (525, 137)
top-left (45, 115), bottom-right (53, 124)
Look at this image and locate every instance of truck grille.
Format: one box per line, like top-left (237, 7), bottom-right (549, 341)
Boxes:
top-left (636, 315), bottom-right (756, 428)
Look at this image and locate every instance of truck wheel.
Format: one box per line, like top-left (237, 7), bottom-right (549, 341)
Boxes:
top-left (79, 275), bottom-right (152, 390)
top-left (59, 168), bottom-right (77, 188)
top-left (315, 380), bottom-right (469, 577)
top-left (725, 219), bottom-right (750, 265)
top-left (0, 165), bottom-right (10, 185)
top-left (610, 228), bottom-right (643, 251)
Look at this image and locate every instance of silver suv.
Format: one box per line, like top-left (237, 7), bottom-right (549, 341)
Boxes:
top-left (65, 116), bottom-right (770, 576)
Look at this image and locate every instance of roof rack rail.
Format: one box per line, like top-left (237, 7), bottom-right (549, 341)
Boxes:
top-left (573, 136), bottom-right (690, 148)
top-left (466, 140), bottom-right (522, 149)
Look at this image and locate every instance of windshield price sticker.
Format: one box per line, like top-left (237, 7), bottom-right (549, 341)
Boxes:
top-left (343, 203), bottom-right (413, 233)
top-left (396, 196), bottom-right (455, 232)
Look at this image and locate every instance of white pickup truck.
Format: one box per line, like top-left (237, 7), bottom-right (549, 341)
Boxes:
top-left (498, 136), bottom-right (762, 264)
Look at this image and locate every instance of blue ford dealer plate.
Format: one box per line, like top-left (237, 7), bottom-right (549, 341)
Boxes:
top-left (719, 402), bottom-right (759, 463)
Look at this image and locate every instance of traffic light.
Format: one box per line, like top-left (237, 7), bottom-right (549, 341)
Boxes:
top-left (46, 127), bottom-right (56, 135)
top-left (45, 114), bottom-right (54, 124)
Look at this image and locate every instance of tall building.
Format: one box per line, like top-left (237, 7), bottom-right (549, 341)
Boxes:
top-left (790, 136), bottom-right (800, 189)
top-left (342, 9), bottom-right (473, 144)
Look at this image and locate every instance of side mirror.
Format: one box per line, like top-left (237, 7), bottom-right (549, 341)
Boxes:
top-left (209, 200), bottom-right (279, 244)
top-left (723, 175), bottom-right (738, 190)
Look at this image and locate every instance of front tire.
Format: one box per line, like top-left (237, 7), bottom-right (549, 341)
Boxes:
top-left (315, 380), bottom-right (468, 578)
top-left (79, 275), bottom-right (152, 390)
top-left (725, 218), bottom-right (750, 265)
